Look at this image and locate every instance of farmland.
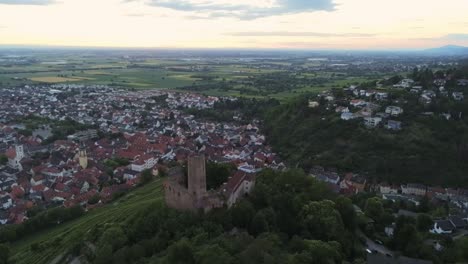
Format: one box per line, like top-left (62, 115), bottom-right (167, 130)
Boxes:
top-left (0, 49), bottom-right (411, 100)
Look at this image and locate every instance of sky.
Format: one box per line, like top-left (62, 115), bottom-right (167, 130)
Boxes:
top-left (0, 0), bottom-right (468, 49)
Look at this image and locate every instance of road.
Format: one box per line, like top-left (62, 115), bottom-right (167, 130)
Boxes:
top-left (358, 230), bottom-right (395, 257)
top-left (453, 229), bottom-right (468, 240)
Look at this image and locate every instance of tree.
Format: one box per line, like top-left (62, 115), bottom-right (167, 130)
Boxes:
top-left (206, 162), bottom-right (235, 190)
top-left (167, 238), bottom-right (195, 264)
top-left (98, 226), bottom-right (127, 252)
top-left (392, 217), bottom-right (421, 256)
top-left (300, 200), bottom-right (344, 241)
top-left (250, 211), bottom-right (269, 236)
top-left (364, 197), bottom-right (384, 222)
top-left (94, 245), bottom-right (113, 264)
top-left (195, 244), bottom-right (234, 264)
top-left (418, 196), bottom-right (430, 213)
top-left (335, 196), bottom-right (357, 230)
top-left (140, 169), bottom-right (153, 185)
top-left (0, 155), bottom-right (7, 166)
top-left (416, 213), bottom-right (433, 232)
top-left (239, 233), bottom-right (286, 264)
top-left (454, 237), bottom-right (468, 261)
top-left (291, 240), bottom-right (342, 264)
top-left (0, 244), bottom-right (10, 264)
top-left (88, 194), bottom-right (100, 205)
top-left (230, 200), bottom-right (255, 229)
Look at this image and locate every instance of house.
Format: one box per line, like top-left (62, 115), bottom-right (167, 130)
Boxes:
top-left (0, 210), bottom-right (8, 225)
top-left (341, 112), bottom-right (355, 121)
top-left (385, 106), bottom-right (404, 116)
top-left (458, 79), bottom-right (468, 86)
top-left (222, 171), bottom-right (256, 208)
top-left (375, 92), bottom-right (388, 100)
top-left (310, 167), bottom-right (341, 185)
top-left (379, 184), bottom-right (399, 194)
top-left (364, 117), bottom-right (382, 128)
top-left (123, 169), bottom-right (140, 181)
top-left (448, 215), bottom-right (467, 229)
top-left (1, 195), bottom-right (13, 209)
top-left (385, 224), bottom-right (395, 237)
top-left (431, 215), bottom-right (467, 234)
top-left (452, 92), bottom-right (464, 101)
top-left (67, 129), bottom-right (98, 141)
top-left (432, 220), bottom-right (455, 234)
top-left (130, 155), bottom-right (158, 172)
top-left (335, 106), bottom-right (349, 113)
top-left (386, 120), bottom-right (402, 131)
top-left (401, 184), bottom-right (426, 196)
top-left (350, 99), bottom-right (367, 107)
top-left (308, 100), bottom-right (320, 108)
top-left (6, 145), bottom-right (25, 171)
top-left (340, 173), bottom-right (366, 194)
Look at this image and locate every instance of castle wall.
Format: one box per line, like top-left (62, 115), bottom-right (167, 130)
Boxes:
top-left (165, 182), bottom-right (197, 211)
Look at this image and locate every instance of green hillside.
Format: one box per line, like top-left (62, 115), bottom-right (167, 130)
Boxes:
top-left (10, 179), bottom-right (165, 264)
top-left (2, 170), bottom-right (367, 264)
top-left (263, 91), bottom-right (468, 188)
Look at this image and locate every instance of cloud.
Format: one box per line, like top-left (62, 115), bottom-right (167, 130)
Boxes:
top-left (125, 13), bottom-right (151, 17)
top-left (134, 0), bottom-right (336, 19)
top-left (226, 31), bottom-right (375, 38)
top-left (0, 0), bottom-right (55, 5)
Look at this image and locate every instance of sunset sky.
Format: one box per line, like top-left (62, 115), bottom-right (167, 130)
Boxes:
top-left (0, 0), bottom-right (468, 49)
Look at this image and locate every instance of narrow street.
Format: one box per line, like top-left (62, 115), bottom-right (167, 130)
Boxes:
top-left (358, 230), bottom-right (395, 257)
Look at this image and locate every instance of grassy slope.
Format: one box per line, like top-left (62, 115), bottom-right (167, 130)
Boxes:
top-left (11, 179), bottom-right (165, 264)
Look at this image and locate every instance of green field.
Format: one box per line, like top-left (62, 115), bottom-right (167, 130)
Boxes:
top-left (10, 179), bottom-right (165, 264)
top-left (0, 53), bottom-right (399, 100)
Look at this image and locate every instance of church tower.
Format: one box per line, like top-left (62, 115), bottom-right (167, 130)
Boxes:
top-left (188, 155), bottom-right (207, 200)
top-left (79, 144), bottom-right (88, 169)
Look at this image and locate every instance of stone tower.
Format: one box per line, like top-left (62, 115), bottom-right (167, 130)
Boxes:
top-left (188, 155), bottom-right (206, 200)
top-left (79, 145), bottom-right (88, 169)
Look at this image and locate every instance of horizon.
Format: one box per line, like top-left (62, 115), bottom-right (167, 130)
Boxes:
top-left (1, 0), bottom-right (468, 49)
top-left (0, 43), bottom-right (466, 52)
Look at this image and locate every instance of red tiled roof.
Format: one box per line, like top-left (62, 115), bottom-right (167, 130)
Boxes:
top-left (5, 147), bottom-right (16, 159)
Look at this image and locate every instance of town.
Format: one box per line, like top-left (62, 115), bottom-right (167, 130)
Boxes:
top-left (0, 84), bottom-right (284, 225)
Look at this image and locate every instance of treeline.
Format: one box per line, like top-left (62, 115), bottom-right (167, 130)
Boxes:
top-left (59, 169), bottom-right (365, 264)
top-left (16, 115), bottom-right (96, 144)
top-left (184, 98), bottom-right (279, 123)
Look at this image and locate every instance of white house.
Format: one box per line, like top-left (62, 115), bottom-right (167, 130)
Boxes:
top-left (364, 117), bottom-right (382, 127)
top-left (1, 195), bottom-right (13, 210)
top-left (453, 92), bottom-right (464, 101)
top-left (341, 112), bottom-right (355, 121)
top-left (308, 100), bottom-right (320, 108)
top-left (385, 106), bottom-right (404, 116)
top-left (380, 185), bottom-right (399, 194)
top-left (222, 172), bottom-right (256, 208)
top-left (7, 145), bottom-right (25, 171)
top-left (401, 184), bottom-right (426, 196)
top-left (130, 155), bottom-right (158, 172)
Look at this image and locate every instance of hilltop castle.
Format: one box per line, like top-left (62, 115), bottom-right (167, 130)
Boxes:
top-left (164, 155), bottom-right (255, 212)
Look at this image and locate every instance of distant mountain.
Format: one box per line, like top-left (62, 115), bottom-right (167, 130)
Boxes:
top-left (423, 45), bottom-right (468, 55)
